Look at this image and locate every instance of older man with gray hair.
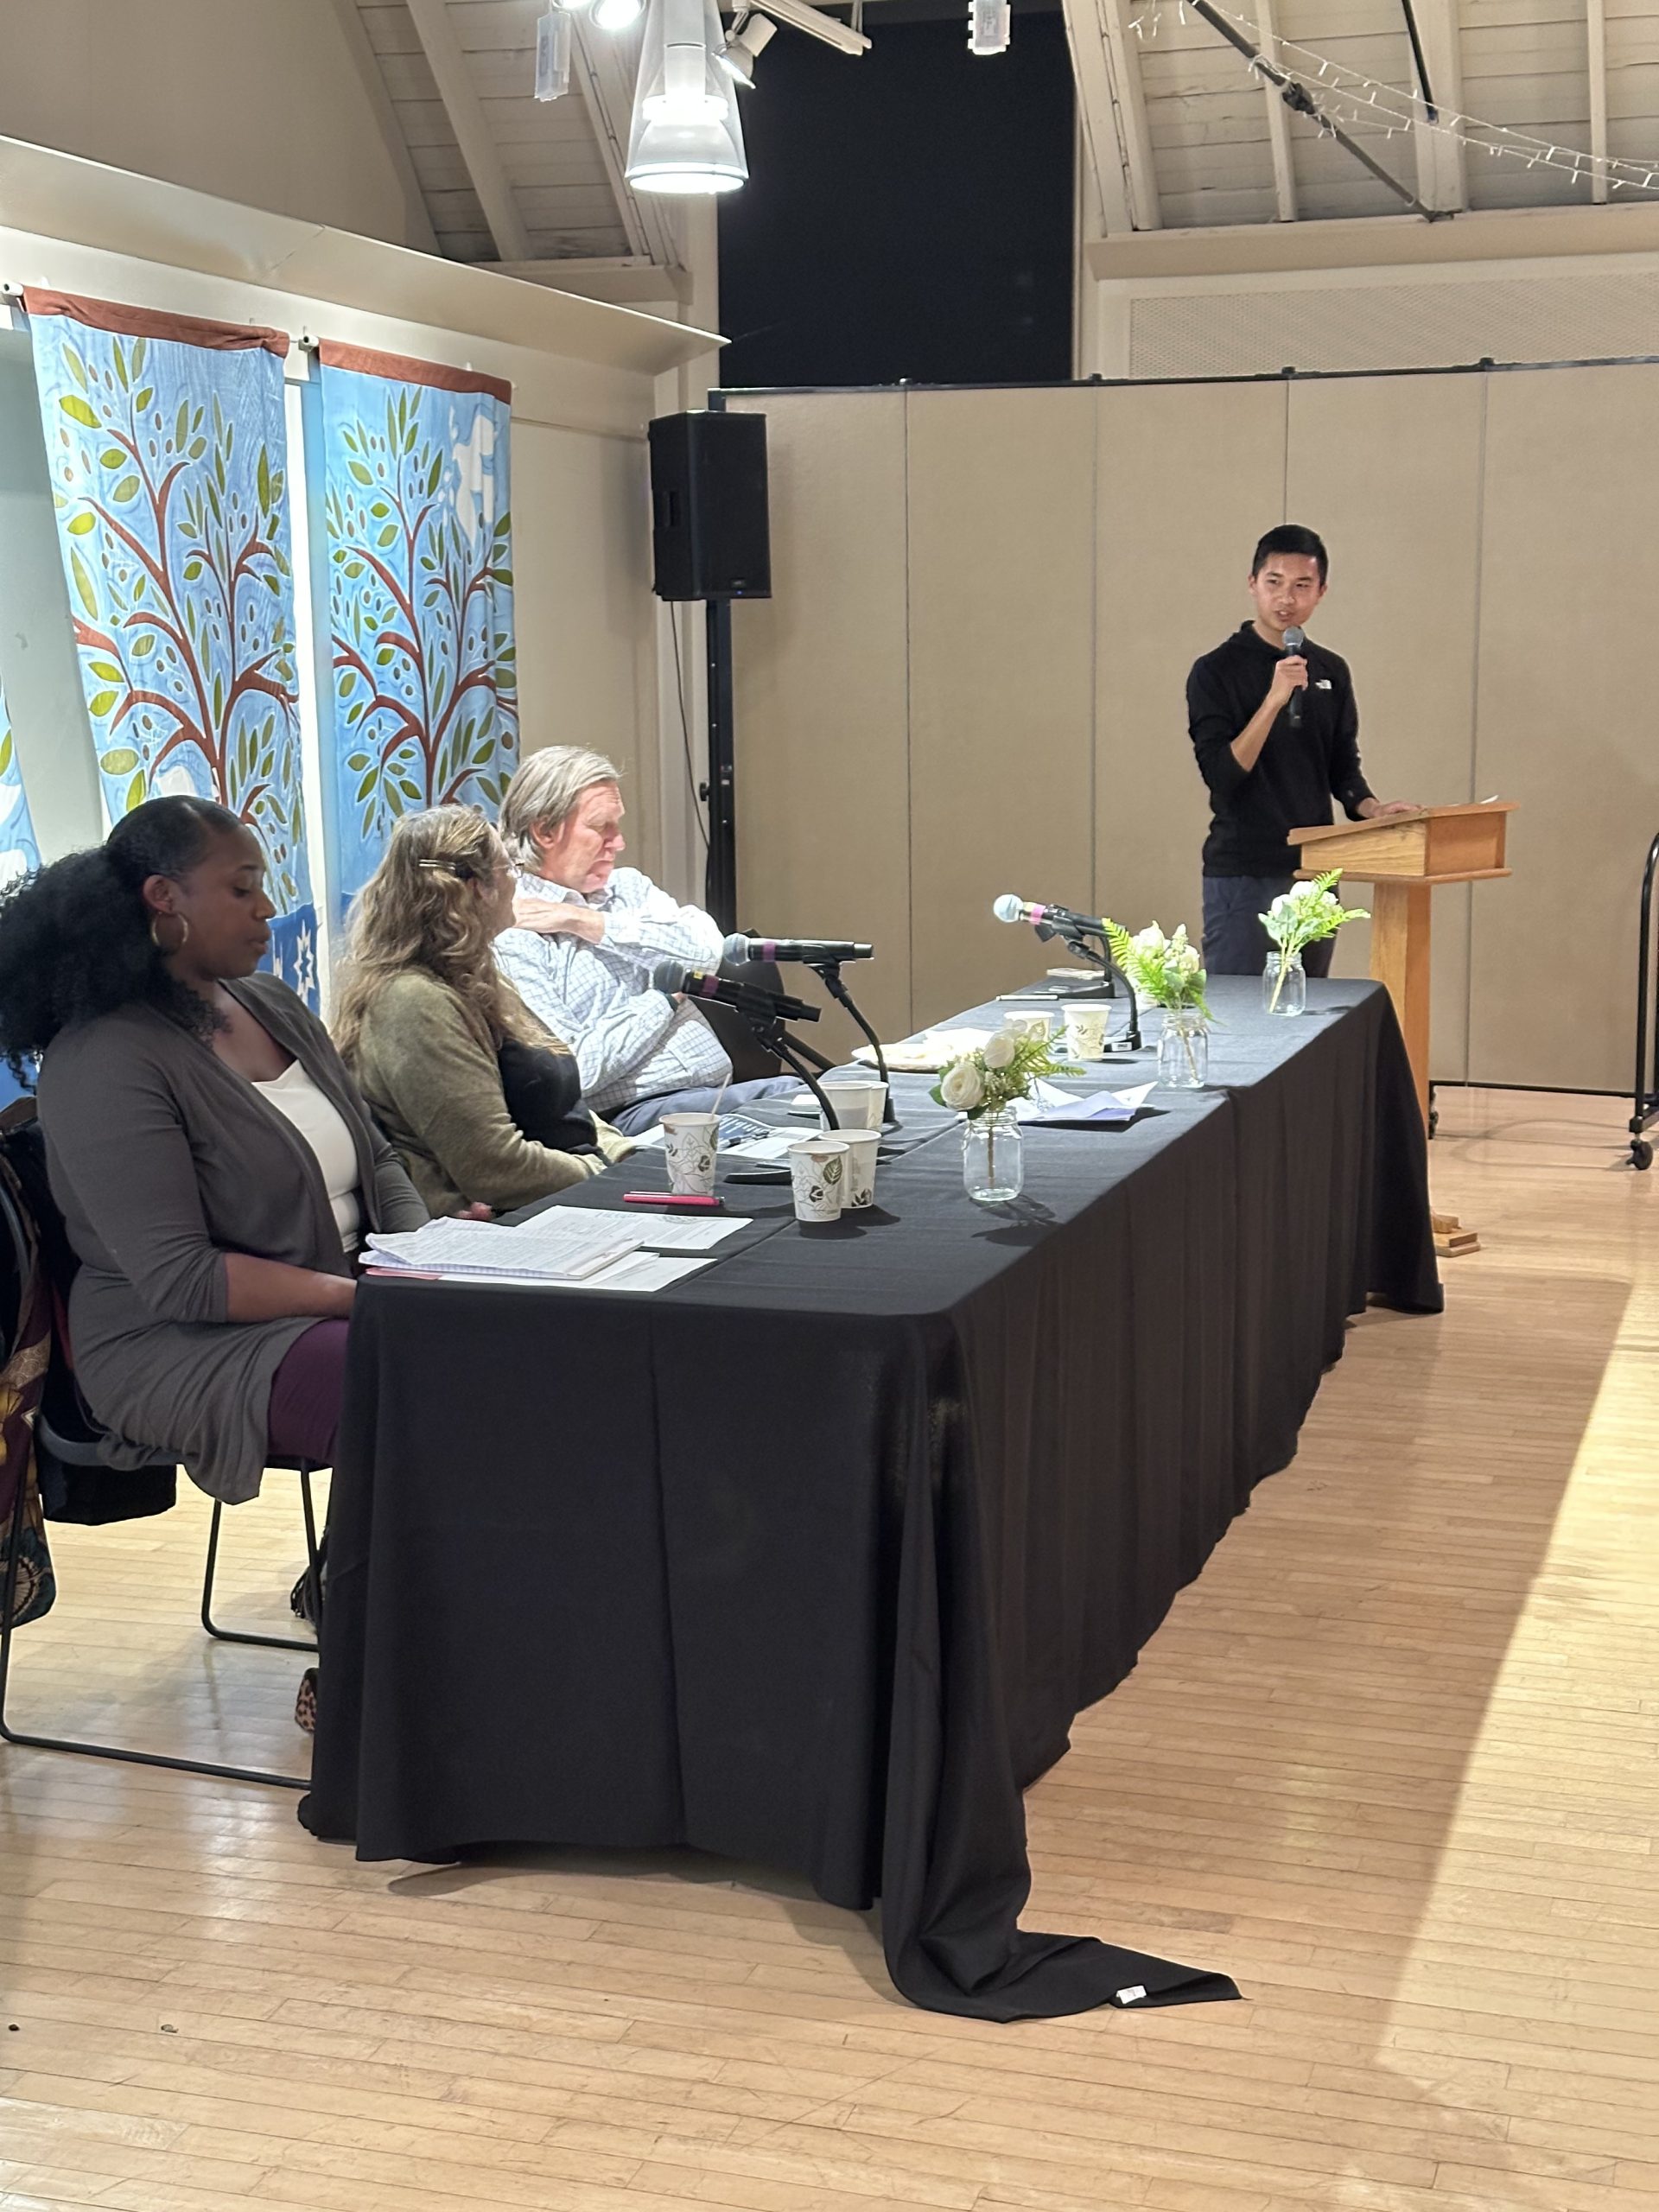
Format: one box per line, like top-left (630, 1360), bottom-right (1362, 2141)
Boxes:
top-left (493, 747), bottom-right (800, 1135)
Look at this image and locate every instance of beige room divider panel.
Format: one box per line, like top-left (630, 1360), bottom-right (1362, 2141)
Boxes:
top-left (728, 392), bottom-right (912, 1054)
top-left (1472, 364), bottom-right (1659, 1092)
top-left (1286, 373), bottom-right (1485, 1082)
top-left (906, 388), bottom-right (1097, 1027)
top-left (1094, 379), bottom-right (1287, 951)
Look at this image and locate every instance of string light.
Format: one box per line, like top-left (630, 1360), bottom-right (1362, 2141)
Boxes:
top-left (1128, 0), bottom-right (1659, 197)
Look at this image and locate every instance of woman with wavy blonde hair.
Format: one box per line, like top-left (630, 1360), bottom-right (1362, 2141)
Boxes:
top-left (334, 807), bottom-right (630, 1216)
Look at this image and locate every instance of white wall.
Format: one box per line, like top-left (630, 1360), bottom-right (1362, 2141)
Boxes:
top-left (0, 330), bottom-right (104, 858)
top-left (1079, 203), bottom-right (1659, 380)
top-left (0, 0), bottom-right (423, 249)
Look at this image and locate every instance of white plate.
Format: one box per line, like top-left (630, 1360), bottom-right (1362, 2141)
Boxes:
top-left (853, 1027), bottom-right (991, 1075)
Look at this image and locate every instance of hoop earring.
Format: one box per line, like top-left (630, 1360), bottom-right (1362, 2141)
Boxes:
top-left (149, 913), bottom-right (189, 954)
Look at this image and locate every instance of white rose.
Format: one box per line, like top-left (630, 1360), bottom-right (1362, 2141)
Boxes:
top-left (982, 1031), bottom-right (1018, 1070)
top-left (1133, 923), bottom-right (1164, 953)
top-left (941, 1060), bottom-right (984, 1111)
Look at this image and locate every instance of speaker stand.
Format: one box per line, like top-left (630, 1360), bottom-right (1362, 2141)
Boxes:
top-left (704, 596), bottom-right (738, 931)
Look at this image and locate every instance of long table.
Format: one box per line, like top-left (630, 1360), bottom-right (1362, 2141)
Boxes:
top-left (301, 977), bottom-right (1440, 2020)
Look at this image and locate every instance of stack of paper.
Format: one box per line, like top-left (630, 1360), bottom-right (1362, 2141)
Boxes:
top-left (1014, 1082), bottom-right (1155, 1129)
top-left (365, 1213), bottom-right (646, 1283)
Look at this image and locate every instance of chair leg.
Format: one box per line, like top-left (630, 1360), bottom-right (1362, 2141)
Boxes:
top-left (200, 1478), bottom-right (318, 1655)
top-left (2, 1464), bottom-right (306, 1791)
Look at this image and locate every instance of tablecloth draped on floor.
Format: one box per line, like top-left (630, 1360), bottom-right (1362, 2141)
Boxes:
top-left (302, 976), bottom-right (1440, 2019)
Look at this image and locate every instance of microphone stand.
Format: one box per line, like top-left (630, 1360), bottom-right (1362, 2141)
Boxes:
top-left (743, 1011), bottom-right (842, 1131)
top-left (1044, 922), bottom-right (1143, 1053)
top-left (809, 960), bottom-right (899, 1130)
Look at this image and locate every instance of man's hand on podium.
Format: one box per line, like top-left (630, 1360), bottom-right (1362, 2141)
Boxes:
top-left (1357, 798), bottom-right (1421, 819)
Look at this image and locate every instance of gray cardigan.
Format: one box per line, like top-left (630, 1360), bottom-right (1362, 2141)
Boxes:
top-left (37, 974), bottom-right (427, 1505)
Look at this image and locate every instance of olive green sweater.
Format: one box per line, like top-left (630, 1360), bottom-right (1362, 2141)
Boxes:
top-left (343, 969), bottom-right (632, 1217)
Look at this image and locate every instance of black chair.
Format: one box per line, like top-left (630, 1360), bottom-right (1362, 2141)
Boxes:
top-left (0, 1105), bottom-right (321, 1790)
top-left (698, 951), bottom-right (836, 1083)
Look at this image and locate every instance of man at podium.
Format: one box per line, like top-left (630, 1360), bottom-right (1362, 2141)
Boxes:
top-left (1186, 525), bottom-right (1415, 976)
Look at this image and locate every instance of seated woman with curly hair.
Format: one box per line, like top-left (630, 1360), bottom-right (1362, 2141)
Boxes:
top-left (0, 796), bottom-right (427, 1511)
top-left (333, 806), bottom-right (631, 1217)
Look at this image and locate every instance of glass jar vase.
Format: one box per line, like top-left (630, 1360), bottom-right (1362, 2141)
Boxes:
top-left (1263, 950), bottom-right (1306, 1017)
top-left (1158, 1006), bottom-right (1208, 1089)
top-left (963, 1108), bottom-right (1024, 1204)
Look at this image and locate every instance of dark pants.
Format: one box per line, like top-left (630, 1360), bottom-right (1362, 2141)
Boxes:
top-left (1202, 874), bottom-right (1336, 979)
top-left (611, 1075), bottom-right (802, 1138)
top-left (267, 1318), bottom-right (349, 1465)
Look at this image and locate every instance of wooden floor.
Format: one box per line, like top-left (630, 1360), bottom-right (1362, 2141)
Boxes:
top-left (2, 1085), bottom-right (1656, 2212)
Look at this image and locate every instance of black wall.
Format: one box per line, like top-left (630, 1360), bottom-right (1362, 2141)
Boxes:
top-left (716, 5), bottom-right (1074, 388)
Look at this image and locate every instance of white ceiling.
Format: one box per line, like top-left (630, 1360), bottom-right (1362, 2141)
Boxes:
top-left (346, 0), bottom-right (1659, 273)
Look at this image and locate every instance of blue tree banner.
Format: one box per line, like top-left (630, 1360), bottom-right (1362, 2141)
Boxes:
top-left (320, 341), bottom-right (517, 918)
top-left (0, 678), bottom-right (41, 892)
top-left (25, 290), bottom-right (317, 1007)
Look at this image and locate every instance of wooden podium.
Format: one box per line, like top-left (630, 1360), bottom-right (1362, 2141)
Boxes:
top-left (1289, 801), bottom-right (1515, 1132)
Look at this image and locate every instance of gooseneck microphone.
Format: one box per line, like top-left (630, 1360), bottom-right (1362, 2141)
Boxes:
top-left (721, 932), bottom-right (874, 966)
top-left (650, 958), bottom-right (821, 1026)
top-left (992, 893), bottom-right (1102, 934)
top-left (1282, 624), bottom-right (1306, 730)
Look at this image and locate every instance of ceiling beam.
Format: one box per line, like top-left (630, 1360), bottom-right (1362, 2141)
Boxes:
top-left (1588, 0), bottom-right (1610, 204)
top-left (570, 21), bottom-right (679, 269)
top-left (1407, 0), bottom-right (1467, 213)
top-left (1102, 0), bottom-right (1162, 230)
top-left (404, 0), bottom-right (532, 263)
top-left (1061, 0), bottom-right (1134, 232)
top-left (1255, 0), bottom-right (1298, 221)
top-left (326, 0), bottom-right (441, 254)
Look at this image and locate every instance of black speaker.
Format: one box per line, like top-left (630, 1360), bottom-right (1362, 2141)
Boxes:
top-left (648, 410), bottom-right (771, 602)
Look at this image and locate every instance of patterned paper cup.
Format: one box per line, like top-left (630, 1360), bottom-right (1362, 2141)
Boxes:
top-left (1064, 1006), bottom-right (1109, 1059)
top-left (820, 1079), bottom-right (887, 1131)
top-left (839, 1130), bottom-right (881, 1210)
top-left (788, 1139), bottom-right (849, 1223)
top-left (662, 1111), bottom-right (720, 1196)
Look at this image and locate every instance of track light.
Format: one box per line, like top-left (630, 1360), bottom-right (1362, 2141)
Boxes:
top-left (716, 9), bottom-right (777, 85)
top-left (968, 0), bottom-right (1010, 51)
top-left (626, 0), bottom-right (748, 194)
top-left (593, 0), bottom-right (645, 26)
top-left (747, 0), bottom-right (869, 57)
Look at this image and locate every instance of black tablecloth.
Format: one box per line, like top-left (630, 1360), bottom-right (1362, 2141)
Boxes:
top-left (302, 977), bottom-right (1439, 2019)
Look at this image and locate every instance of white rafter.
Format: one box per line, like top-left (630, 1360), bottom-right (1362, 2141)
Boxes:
top-left (1589, 0), bottom-right (1610, 204)
top-left (1255, 0), bottom-right (1298, 221)
top-left (1409, 0), bottom-right (1467, 213)
top-left (1102, 0), bottom-right (1162, 229)
top-left (1062, 0), bottom-right (1135, 231)
top-left (571, 20), bottom-right (681, 270)
top-left (327, 0), bottom-right (441, 253)
top-left (404, 0), bottom-right (532, 263)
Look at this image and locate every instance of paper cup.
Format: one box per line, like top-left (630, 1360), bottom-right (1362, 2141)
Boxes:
top-left (661, 1111), bottom-right (719, 1197)
top-left (1007, 1010), bottom-right (1053, 1043)
top-left (838, 1129), bottom-right (881, 1210)
top-left (819, 1079), bottom-right (887, 1131)
top-left (1064, 1007), bottom-right (1109, 1060)
top-left (789, 1138), bottom-right (849, 1222)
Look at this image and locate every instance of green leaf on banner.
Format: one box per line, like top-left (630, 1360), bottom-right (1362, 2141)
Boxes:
top-left (135, 388), bottom-right (153, 412)
top-left (89, 659), bottom-right (124, 683)
top-left (69, 548), bottom-right (99, 618)
top-left (175, 402), bottom-right (190, 449)
top-left (257, 450), bottom-right (271, 512)
top-left (87, 690), bottom-right (118, 717)
top-left (100, 747), bottom-right (139, 775)
top-left (66, 512), bottom-right (96, 537)
top-left (0, 734), bottom-right (11, 779)
top-left (134, 636), bottom-right (156, 658)
top-left (99, 447), bottom-right (125, 469)
top-left (349, 461), bottom-right (372, 487)
top-left (111, 476), bottom-right (140, 505)
top-left (60, 394), bottom-right (99, 429)
top-left (124, 772), bottom-right (145, 813)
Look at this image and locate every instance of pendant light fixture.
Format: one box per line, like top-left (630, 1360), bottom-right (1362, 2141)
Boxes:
top-left (626, 0), bottom-right (748, 194)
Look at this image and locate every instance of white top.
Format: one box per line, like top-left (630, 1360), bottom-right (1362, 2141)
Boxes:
top-left (493, 865), bottom-right (733, 1114)
top-left (255, 1058), bottom-right (362, 1253)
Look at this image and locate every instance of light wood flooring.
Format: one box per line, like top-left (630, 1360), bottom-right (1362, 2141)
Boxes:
top-left (1, 1085), bottom-right (1656, 2212)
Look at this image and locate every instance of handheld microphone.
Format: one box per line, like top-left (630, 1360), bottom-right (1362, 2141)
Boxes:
top-left (1282, 625), bottom-right (1306, 730)
top-left (721, 932), bottom-right (874, 967)
top-left (650, 958), bottom-right (820, 1026)
top-left (992, 894), bottom-right (1102, 935)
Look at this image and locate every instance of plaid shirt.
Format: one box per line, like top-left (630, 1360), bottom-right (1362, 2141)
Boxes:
top-left (493, 868), bottom-right (732, 1115)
